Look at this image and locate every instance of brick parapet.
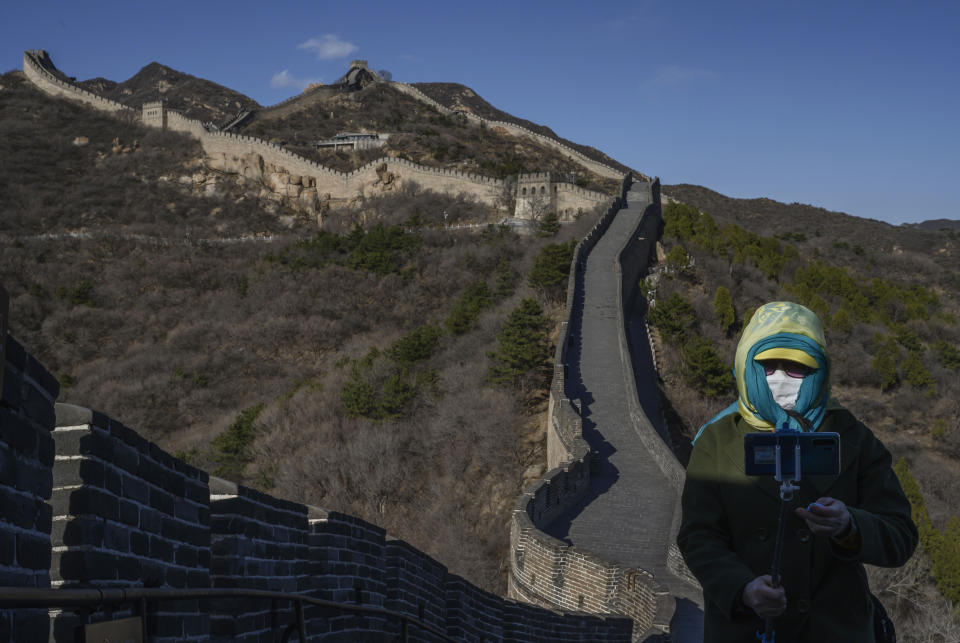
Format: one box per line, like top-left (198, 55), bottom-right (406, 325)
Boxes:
top-left (22, 51), bottom-right (130, 115)
top-left (0, 334), bottom-right (57, 642)
top-left (305, 506), bottom-right (391, 639)
top-left (207, 475), bottom-right (308, 642)
top-left (49, 403), bottom-right (210, 641)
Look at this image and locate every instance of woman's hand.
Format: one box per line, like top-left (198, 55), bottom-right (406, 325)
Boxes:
top-left (794, 497), bottom-right (851, 537)
top-left (742, 575), bottom-right (787, 618)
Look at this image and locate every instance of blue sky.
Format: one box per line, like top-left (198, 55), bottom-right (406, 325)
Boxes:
top-left (2, 1), bottom-right (958, 226)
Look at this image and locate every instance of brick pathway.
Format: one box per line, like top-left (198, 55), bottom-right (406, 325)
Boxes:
top-left (545, 183), bottom-right (703, 639)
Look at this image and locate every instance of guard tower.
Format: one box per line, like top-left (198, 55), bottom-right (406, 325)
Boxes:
top-left (142, 100), bottom-right (167, 129)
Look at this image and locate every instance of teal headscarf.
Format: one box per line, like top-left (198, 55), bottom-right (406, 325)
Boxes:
top-left (693, 301), bottom-right (832, 443)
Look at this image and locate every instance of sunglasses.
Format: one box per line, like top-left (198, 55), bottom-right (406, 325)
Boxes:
top-left (759, 360), bottom-right (810, 379)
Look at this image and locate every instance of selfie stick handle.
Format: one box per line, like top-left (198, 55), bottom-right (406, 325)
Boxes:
top-left (760, 437), bottom-right (802, 643)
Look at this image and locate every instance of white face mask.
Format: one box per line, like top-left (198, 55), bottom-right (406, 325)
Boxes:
top-left (766, 370), bottom-right (804, 410)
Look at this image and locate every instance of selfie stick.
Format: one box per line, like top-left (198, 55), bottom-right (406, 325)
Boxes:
top-left (758, 430), bottom-right (802, 643)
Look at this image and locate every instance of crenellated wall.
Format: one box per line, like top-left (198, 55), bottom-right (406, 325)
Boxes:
top-left (22, 50), bottom-right (131, 115)
top-left (0, 334), bottom-right (58, 642)
top-left (21, 50), bottom-right (615, 222)
top-left (0, 326), bottom-right (634, 641)
top-left (49, 404), bottom-right (212, 640)
top-left (508, 178), bottom-right (695, 641)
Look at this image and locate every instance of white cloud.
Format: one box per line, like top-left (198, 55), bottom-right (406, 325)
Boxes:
top-left (645, 64), bottom-right (717, 87)
top-left (297, 34), bottom-right (358, 60)
top-left (270, 69), bottom-right (322, 90)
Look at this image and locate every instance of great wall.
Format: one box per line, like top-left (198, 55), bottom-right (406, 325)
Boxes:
top-left (1, 50), bottom-right (703, 641)
top-left (21, 51), bottom-right (615, 225)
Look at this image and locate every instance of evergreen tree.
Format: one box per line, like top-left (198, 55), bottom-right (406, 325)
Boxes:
top-left (713, 286), bottom-right (735, 334)
top-left (528, 239), bottom-right (576, 301)
top-left (487, 298), bottom-right (550, 390)
top-left (445, 282), bottom-right (492, 335)
top-left (871, 334), bottom-right (900, 391)
top-left (681, 338), bottom-right (733, 397)
top-left (212, 403), bottom-right (265, 480)
top-left (648, 292), bottom-right (696, 344)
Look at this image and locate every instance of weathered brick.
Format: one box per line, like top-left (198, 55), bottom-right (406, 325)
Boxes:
top-left (1, 365), bottom-right (22, 409)
top-left (59, 515), bottom-right (104, 547)
top-left (149, 534), bottom-right (174, 561)
top-left (140, 507), bottom-right (162, 534)
top-left (17, 458), bottom-right (52, 499)
top-left (130, 530), bottom-right (149, 556)
top-left (116, 554), bottom-right (141, 581)
top-left (0, 408), bottom-right (35, 454)
top-left (103, 522), bottom-right (131, 553)
top-left (21, 383), bottom-right (55, 431)
top-left (36, 431), bottom-right (54, 467)
top-left (58, 549), bottom-right (117, 582)
top-left (4, 335), bottom-right (26, 370)
top-left (11, 609), bottom-right (49, 642)
top-left (175, 545), bottom-right (199, 568)
top-left (52, 485), bottom-right (118, 521)
top-left (118, 498), bottom-right (140, 526)
top-left (24, 355), bottom-right (59, 402)
top-left (16, 532), bottom-right (51, 570)
top-left (0, 531), bottom-right (14, 565)
top-left (112, 440), bottom-right (140, 473)
top-left (1, 486), bottom-right (43, 530)
top-left (103, 464), bottom-right (123, 496)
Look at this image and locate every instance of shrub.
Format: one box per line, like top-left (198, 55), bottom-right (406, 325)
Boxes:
top-left (388, 324), bottom-right (442, 365)
top-left (493, 259), bottom-right (516, 300)
top-left (713, 286), bottom-right (735, 335)
top-left (902, 350), bottom-right (935, 392)
top-left (487, 298), bottom-right (550, 390)
top-left (648, 292), bottom-right (696, 344)
top-left (536, 211), bottom-right (560, 237)
top-left (872, 334), bottom-right (900, 392)
top-left (935, 341), bottom-right (960, 370)
top-left (340, 349), bottom-right (424, 421)
top-left (666, 245), bottom-right (688, 271)
top-left (681, 337), bottom-right (733, 397)
top-left (894, 459), bottom-right (960, 608)
top-left (528, 239), bottom-right (575, 301)
top-left (445, 282), bottom-right (492, 335)
top-left (212, 403), bottom-right (265, 480)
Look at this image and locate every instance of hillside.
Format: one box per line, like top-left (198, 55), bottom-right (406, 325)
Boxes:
top-left (1, 67), bottom-right (606, 593)
top-left (413, 81), bottom-right (634, 176)
top-left (78, 61), bottom-right (261, 124)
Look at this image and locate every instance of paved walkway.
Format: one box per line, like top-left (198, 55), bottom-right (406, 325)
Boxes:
top-left (545, 183), bottom-right (703, 639)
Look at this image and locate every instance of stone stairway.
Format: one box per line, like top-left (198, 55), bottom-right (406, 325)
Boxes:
top-left (545, 183), bottom-right (704, 640)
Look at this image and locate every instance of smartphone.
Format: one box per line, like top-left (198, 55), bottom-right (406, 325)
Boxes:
top-left (744, 432), bottom-right (841, 477)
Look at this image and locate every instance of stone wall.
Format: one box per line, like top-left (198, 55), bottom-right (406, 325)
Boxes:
top-left (0, 335), bottom-right (57, 642)
top-left (0, 323), bottom-right (632, 641)
top-left (509, 178), bottom-right (683, 641)
top-left (22, 50), bottom-right (614, 222)
top-left (208, 476), bottom-right (308, 641)
top-left (22, 50), bottom-right (130, 115)
top-left (49, 403), bottom-right (212, 641)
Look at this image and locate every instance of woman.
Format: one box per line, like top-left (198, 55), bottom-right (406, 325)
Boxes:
top-left (677, 301), bottom-right (917, 642)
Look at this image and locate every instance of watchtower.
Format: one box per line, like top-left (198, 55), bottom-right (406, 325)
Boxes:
top-left (142, 100), bottom-right (167, 129)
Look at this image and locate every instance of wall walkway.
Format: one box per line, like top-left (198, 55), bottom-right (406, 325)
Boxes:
top-left (509, 180), bottom-right (703, 642)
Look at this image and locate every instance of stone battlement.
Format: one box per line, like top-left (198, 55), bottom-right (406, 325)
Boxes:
top-left (0, 330), bottom-right (634, 641)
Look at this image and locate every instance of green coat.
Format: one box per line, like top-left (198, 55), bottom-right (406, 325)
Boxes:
top-left (677, 409), bottom-right (917, 643)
